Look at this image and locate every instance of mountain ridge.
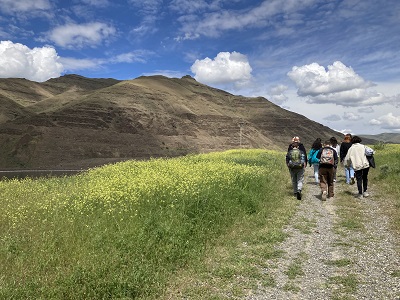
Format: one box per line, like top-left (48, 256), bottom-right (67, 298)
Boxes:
top-left (0, 74), bottom-right (381, 169)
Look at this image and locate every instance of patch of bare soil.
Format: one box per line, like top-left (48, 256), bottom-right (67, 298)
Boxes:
top-left (247, 166), bottom-right (400, 300)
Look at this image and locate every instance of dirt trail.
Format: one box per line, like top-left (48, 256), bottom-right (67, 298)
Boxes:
top-left (247, 166), bottom-right (400, 300)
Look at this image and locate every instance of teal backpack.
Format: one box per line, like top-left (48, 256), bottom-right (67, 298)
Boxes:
top-left (308, 148), bottom-right (320, 165)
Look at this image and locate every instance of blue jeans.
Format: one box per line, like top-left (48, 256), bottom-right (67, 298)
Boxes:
top-left (289, 168), bottom-right (305, 194)
top-left (345, 165), bottom-right (355, 184)
top-left (313, 164), bottom-right (319, 183)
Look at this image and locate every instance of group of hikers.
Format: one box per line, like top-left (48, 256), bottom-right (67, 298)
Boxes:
top-left (286, 134), bottom-right (375, 201)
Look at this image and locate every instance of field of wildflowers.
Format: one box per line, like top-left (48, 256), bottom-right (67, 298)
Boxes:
top-left (0, 149), bottom-right (289, 299)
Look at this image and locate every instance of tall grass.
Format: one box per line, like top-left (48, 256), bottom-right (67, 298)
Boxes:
top-left (0, 149), bottom-right (288, 299)
top-left (370, 144), bottom-right (400, 230)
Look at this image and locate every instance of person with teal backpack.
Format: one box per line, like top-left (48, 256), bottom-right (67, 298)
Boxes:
top-left (308, 138), bottom-right (322, 184)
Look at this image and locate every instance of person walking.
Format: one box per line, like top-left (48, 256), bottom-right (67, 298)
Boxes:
top-left (340, 133), bottom-right (355, 184)
top-left (344, 136), bottom-right (372, 198)
top-left (286, 141), bottom-right (307, 200)
top-left (317, 140), bottom-right (338, 201)
top-left (330, 137), bottom-right (340, 182)
top-left (308, 138), bottom-right (322, 184)
top-left (288, 136), bottom-right (308, 161)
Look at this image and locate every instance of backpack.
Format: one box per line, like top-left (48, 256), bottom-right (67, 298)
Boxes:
top-left (288, 148), bottom-right (304, 169)
top-left (320, 148), bottom-right (334, 165)
top-left (308, 149), bottom-right (320, 164)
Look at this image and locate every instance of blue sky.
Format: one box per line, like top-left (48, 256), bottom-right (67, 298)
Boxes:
top-left (0, 0), bottom-right (399, 135)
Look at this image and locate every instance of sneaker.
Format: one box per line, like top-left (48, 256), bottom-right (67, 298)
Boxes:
top-left (321, 191), bottom-right (327, 201)
top-left (350, 177), bottom-right (355, 185)
top-left (296, 190), bottom-right (302, 200)
top-left (363, 192), bottom-right (369, 197)
top-left (355, 193), bottom-right (363, 199)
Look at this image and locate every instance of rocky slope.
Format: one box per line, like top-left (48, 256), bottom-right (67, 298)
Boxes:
top-left (0, 74), bottom-right (343, 169)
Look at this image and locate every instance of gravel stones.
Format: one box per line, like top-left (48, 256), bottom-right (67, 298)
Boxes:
top-left (247, 167), bottom-right (400, 299)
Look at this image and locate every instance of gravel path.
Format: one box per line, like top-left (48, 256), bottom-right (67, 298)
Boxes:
top-left (247, 166), bottom-right (400, 300)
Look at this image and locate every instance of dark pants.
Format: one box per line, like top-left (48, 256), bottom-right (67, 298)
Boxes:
top-left (355, 167), bottom-right (369, 194)
top-left (319, 166), bottom-right (334, 197)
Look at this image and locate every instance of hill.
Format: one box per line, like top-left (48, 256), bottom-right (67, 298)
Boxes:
top-left (0, 74), bottom-right (343, 169)
top-left (360, 133), bottom-right (400, 144)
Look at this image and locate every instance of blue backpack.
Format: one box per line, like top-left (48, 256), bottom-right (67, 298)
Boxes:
top-left (308, 148), bottom-right (320, 165)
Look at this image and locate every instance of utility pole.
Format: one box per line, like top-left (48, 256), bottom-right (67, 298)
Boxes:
top-left (239, 121), bottom-right (245, 147)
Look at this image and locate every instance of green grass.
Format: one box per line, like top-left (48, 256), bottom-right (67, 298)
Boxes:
top-left (285, 260), bottom-right (305, 279)
top-left (324, 258), bottom-right (352, 267)
top-left (3, 144), bottom-right (397, 299)
top-left (369, 144), bottom-right (400, 231)
top-left (0, 149), bottom-right (294, 299)
top-left (293, 216), bottom-right (317, 234)
top-left (328, 274), bottom-right (358, 293)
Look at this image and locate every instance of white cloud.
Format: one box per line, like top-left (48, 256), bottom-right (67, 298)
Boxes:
top-left (128, 0), bottom-right (163, 14)
top-left (337, 128), bottom-right (353, 135)
top-left (308, 89), bottom-right (388, 107)
top-left (270, 94), bottom-right (288, 105)
top-left (358, 106), bottom-right (374, 113)
top-left (80, 0), bottom-right (110, 7)
top-left (127, 0), bottom-right (162, 37)
top-left (169, 0), bottom-right (217, 14)
top-left (59, 57), bottom-right (103, 72)
top-left (111, 51), bottom-right (151, 64)
top-left (268, 84), bottom-right (288, 105)
top-left (389, 94), bottom-right (400, 108)
top-left (324, 114), bottom-right (341, 121)
top-left (142, 70), bottom-right (186, 78)
top-left (191, 51), bottom-right (252, 86)
top-left (47, 22), bottom-right (116, 49)
top-left (286, 61), bottom-right (395, 107)
top-left (0, 40), bottom-right (63, 82)
top-left (270, 84), bottom-right (288, 95)
top-left (59, 50), bottom-right (153, 72)
top-left (175, 0), bottom-right (318, 39)
top-left (369, 113), bottom-right (400, 130)
top-left (287, 61), bottom-right (373, 96)
top-left (0, 0), bottom-right (51, 14)
top-left (343, 112), bottom-right (363, 121)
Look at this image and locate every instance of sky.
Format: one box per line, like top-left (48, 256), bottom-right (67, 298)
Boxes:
top-left (0, 0), bottom-right (399, 136)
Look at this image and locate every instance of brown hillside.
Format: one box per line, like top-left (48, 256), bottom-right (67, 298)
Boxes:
top-left (0, 74), bottom-right (342, 169)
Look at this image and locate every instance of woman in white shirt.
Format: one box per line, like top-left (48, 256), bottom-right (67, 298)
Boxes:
top-left (344, 136), bottom-right (372, 198)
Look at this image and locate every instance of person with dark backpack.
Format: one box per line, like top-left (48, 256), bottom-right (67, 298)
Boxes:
top-left (286, 140), bottom-right (307, 200)
top-left (287, 136), bottom-right (308, 163)
top-left (317, 140), bottom-right (338, 201)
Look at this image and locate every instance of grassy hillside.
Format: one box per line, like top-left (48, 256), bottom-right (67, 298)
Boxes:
top-left (361, 133), bottom-right (400, 144)
top-left (0, 149), bottom-right (295, 299)
top-left (1, 146), bottom-right (399, 299)
top-left (369, 144), bottom-right (400, 228)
